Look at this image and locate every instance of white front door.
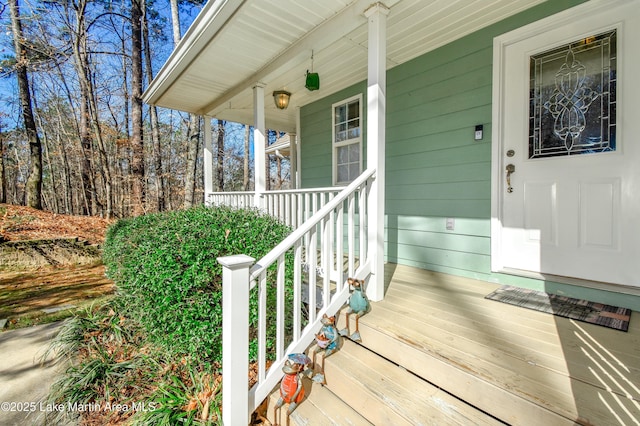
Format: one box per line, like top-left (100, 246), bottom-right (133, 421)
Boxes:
top-left (491, 0), bottom-right (640, 287)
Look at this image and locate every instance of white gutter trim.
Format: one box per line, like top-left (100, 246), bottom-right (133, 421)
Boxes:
top-left (142, 0), bottom-right (246, 105)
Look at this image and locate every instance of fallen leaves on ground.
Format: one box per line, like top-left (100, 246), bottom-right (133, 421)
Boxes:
top-left (0, 203), bottom-right (114, 244)
top-left (0, 264), bottom-right (115, 318)
top-left (0, 203), bottom-right (115, 327)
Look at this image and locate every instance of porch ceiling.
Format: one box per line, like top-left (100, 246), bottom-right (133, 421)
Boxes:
top-left (143, 0), bottom-right (547, 133)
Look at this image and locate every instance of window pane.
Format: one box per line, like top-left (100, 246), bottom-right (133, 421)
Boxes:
top-left (348, 143), bottom-right (359, 161)
top-left (348, 100), bottom-right (359, 120)
top-left (335, 123), bottom-right (347, 142)
top-left (337, 145), bottom-right (349, 162)
top-left (335, 105), bottom-right (346, 123)
top-left (349, 163), bottom-right (359, 181)
top-left (347, 119), bottom-right (360, 139)
top-left (337, 164), bottom-right (348, 182)
top-left (529, 30), bottom-right (616, 158)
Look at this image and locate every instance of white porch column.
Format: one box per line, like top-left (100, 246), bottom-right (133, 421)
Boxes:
top-left (365, 2), bottom-right (388, 302)
top-left (253, 83), bottom-right (267, 208)
top-left (289, 132), bottom-right (298, 190)
top-left (293, 106), bottom-right (302, 189)
top-left (203, 116), bottom-right (214, 206)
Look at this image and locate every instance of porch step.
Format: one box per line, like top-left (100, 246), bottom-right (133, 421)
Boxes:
top-left (339, 304), bottom-right (577, 426)
top-left (266, 372), bottom-right (372, 425)
top-left (264, 338), bottom-right (503, 425)
top-left (323, 340), bottom-right (504, 425)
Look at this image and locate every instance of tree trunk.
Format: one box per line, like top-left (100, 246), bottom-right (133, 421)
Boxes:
top-left (72, 0), bottom-right (114, 217)
top-left (51, 51), bottom-right (81, 214)
top-left (72, 0), bottom-right (95, 215)
top-left (120, 34), bottom-right (131, 217)
top-left (143, 3), bottom-right (167, 212)
top-left (216, 120), bottom-right (225, 192)
top-left (275, 132), bottom-right (282, 189)
top-left (130, 0), bottom-right (145, 216)
top-left (170, 0), bottom-right (201, 209)
top-left (9, 0), bottom-right (42, 209)
top-left (276, 157), bottom-right (282, 189)
top-left (79, 95), bottom-right (95, 215)
top-left (0, 124), bottom-right (5, 204)
top-left (265, 140), bottom-right (271, 191)
top-left (184, 115), bottom-right (199, 208)
top-left (170, 0), bottom-right (181, 47)
top-left (243, 124), bottom-right (250, 190)
top-left (56, 128), bottom-right (73, 215)
top-left (32, 95), bottom-right (60, 213)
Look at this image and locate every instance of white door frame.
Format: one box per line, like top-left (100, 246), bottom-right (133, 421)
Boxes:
top-left (491, 0), bottom-right (639, 285)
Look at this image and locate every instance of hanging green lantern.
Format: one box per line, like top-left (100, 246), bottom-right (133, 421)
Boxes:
top-left (305, 50), bottom-right (319, 91)
top-left (305, 70), bottom-right (320, 91)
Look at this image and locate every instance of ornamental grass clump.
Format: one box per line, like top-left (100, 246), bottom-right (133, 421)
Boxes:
top-left (102, 205), bottom-right (293, 364)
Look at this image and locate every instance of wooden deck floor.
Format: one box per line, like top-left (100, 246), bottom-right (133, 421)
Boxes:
top-left (357, 263), bottom-right (640, 425)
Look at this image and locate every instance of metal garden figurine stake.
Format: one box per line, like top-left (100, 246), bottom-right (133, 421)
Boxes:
top-left (273, 353), bottom-right (311, 426)
top-left (311, 314), bottom-right (340, 384)
top-left (339, 278), bottom-right (371, 342)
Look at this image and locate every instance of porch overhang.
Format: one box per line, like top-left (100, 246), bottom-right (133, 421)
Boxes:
top-left (143, 0), bottom-right (548, 133)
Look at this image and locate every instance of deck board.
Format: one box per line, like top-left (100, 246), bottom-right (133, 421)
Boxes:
top-left (360, 263), bottom-right (640, 425)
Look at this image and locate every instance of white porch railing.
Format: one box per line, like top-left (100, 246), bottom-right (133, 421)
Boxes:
top-left (208, 187), bottom-right (342, 230)
top-left (208, 191), bottom-right (253, 209)
top-left (263, 187), bottom-right (341, 229)
top-left (217, 169), bottom-right (375, 425)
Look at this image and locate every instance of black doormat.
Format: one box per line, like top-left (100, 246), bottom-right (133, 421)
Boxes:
top-left (485, 285), bottom-right (632, 332)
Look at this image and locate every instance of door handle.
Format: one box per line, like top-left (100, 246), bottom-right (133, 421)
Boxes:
top-left (506, 164), bottom-right (515, 193)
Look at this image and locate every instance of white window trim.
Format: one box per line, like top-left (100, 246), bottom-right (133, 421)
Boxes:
top-left (332, 94), bottom-right (363, 186)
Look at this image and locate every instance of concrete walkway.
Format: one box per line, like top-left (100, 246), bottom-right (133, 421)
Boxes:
top-left (0, 322), bottom-right (67, 426)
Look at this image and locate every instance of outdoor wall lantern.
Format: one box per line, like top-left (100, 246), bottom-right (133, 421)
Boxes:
top-left (273, 90), bottom-right (291, 110)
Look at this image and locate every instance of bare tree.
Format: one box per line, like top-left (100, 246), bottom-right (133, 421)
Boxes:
top-left (68, 0), bottom-right (115, 217)
top-left (169, 0), bottom-right (181, 47)
top-left (9, 0), bottom-right (42, 209)
top-left (0, 120), bottom-right (5, 204)
top-left (275, 131), bottom-right (282, 189)
top-left (143, 3), bottom-right (167, 211)
top-left (216, 120), bottom-right (225, 191)
top-left (131, 0), bottom-right (145, 215)
top-left (169, 0), bottom-right (201, 208)
top-left (0, 0), bottom-right (228, 217)
top-left (183, 116), bottom-right (199, 206)
top-left (243, 124), bottom-right (250, 190)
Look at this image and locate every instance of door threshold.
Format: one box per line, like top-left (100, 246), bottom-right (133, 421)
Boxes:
top-left (497, 268), bottom-right (640, 297)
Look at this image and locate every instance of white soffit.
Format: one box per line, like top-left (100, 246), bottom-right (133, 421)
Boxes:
top-left (144, 0), bottom-right (548, 132)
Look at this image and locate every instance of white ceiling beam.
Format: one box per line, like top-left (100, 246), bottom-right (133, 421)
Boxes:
top-left (199, 0), bottom-right (400, 116)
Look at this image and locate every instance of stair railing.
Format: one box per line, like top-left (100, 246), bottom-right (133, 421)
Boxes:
top-left (218, 168), bottom-right (375, 425)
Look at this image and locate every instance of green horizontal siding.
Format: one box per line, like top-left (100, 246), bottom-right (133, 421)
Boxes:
top-left (386, 215), bottom-right (491, 278)
top-left (299, 0), bottom-right (640, 310)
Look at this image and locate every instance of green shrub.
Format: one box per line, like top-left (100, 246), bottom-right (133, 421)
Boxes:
top-left (102, 206), bottom-right (293, 363)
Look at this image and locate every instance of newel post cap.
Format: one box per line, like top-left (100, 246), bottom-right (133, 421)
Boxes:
top-left (217, 254), bottom-right (255, 269)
